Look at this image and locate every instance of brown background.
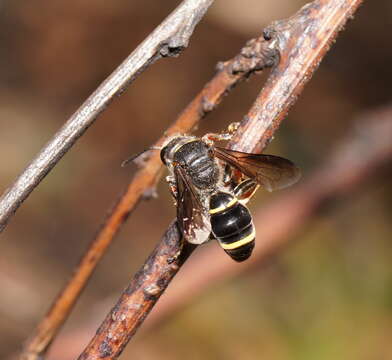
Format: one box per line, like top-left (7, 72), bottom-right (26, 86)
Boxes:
top-left (1, 1), bottom-right (392, 359)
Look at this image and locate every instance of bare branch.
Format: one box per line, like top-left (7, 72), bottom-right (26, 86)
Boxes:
top-left (230, 0), bottom-right (363, 153)
top-left (20, 31), bottom-right (277, 360)
top-left (76, 0), bottom-right (364, 359)
top-left (42, 105), bottom-right (392, 356)
top-left (140, 105), bottom-right (392, 329)
top-left (0, 0), bottom-right (215, 233)
top-left (77, 222), bottom-right (196, 360)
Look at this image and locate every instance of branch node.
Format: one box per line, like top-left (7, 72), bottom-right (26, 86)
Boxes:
top-left (264, 2), bottom-right (321, 53)
top-left (159, 43), bottom-right (185, 57)
top-left (142, 187), bottom-right (159, 201)
top-left (215, 61), bottom-right (226, 71)
top-left (143, 284), bottom-right (162, 299)
top-left (231, 36), bottom-right (279, 74)
top-left (98, 339), bottom-right (113, 358)
top-left (200, 95), bottom-right (216, 115)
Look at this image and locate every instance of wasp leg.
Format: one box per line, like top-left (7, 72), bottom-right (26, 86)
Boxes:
top-left (233, 179), bottom-right (259, 205)
top-left (223, 164), bottom-right (244, 187)
top-left (202, 122), bottom-right (240, 144)
top-left (165, 177), bottom-right (185, 263)
top-left (226, 122), bottom-right (240, 134)
top-left (222, 164), bottom-right (232, 186)
top-left (165, 175), bottom-right (178, 199)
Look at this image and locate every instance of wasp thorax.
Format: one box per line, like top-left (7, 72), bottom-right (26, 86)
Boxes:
top-left (162, 136), bottom-right (219, 190)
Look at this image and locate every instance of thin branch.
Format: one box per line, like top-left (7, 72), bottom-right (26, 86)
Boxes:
top-left (140, 105), bottom-right (392, 330)
top-left (77, 0), bottom-right (364, 359)
top-left (20, 32), bottom-right (277, 360)
top-left (43, 105), bottom-right (392, 357)
top-left (0, 0), bottom-right (215, 233)
top-left (230, 0), bottom-right (363, 153)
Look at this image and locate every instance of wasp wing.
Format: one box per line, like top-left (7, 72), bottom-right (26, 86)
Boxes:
top-left (214, 147), bottom-right (301, 192)
top-left (174, 165), bottom-right (211, 245)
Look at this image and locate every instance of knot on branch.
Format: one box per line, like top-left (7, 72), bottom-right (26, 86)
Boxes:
top-left (160, 43), bottom-right (185, 57)
top-left (230, 36), bottom-right (280, 74)
top-left (142, 187), bottom-right (158, 201)
top-left (263, 2), bottom-right (320, 53)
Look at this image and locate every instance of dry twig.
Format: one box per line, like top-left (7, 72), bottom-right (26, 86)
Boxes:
top-left (78, 1), bottom-right (363, 359)
top-left (140, 105), bottom-right (392, 329)
top-left (20, 24), bottom-right (277, 360)
top-left (44, 105), bottom-right (392, 358)
top-left (0, 0), bottom-right (214, 233)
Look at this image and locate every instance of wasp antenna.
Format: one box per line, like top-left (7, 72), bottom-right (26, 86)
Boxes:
top-left (121, 147), bottom-right (161, 167)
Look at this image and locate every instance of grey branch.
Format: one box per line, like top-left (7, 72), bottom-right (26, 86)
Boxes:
top-left (0, 0), bottom-right (214, 233)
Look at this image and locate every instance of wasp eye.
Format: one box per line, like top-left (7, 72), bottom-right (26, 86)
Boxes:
top-left (160, 146), bottom-right (169, 165)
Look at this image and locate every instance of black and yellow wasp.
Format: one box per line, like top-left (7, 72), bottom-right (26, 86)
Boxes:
top-left (157, 123), bottom-right (301, 261)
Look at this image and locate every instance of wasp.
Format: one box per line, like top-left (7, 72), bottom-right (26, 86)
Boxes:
top-left (124, 123), bottom-right (300, 261)
top-left (157, 123), bottom-right (301, 262)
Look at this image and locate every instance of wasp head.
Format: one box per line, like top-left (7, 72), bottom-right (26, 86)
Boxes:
top-left (160, 135), bottom-right (195, 166)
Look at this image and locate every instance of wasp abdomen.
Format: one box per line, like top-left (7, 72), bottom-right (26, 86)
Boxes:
top-left (209, 192), bottom-right (255, 262)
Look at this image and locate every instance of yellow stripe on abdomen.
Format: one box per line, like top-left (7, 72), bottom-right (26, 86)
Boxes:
top-left (209, 197), bottom-right (237, 215)
top-left (219, 229), bottom-right (255, 250)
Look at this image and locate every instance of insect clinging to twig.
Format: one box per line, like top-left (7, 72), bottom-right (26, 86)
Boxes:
top-left (126, 123), bottom-right (301, 261)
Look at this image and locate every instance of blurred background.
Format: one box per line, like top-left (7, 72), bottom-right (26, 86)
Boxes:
top-left (1, 0), bottom-right (392, 359)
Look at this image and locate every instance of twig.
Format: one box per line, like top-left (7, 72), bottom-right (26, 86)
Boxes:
top-left (43, 105), bottom-right (392, 358)
top-left (230, 0), bottom-right (364, 153)
top-left (77, 0), bottom-right (364, 359)
top-left (20, 30), bottom-right (278, 360)
top-left (140, 105), bottom-right (392, 330)
top-left (81, 222), bottom-right (195, 360)
top-left (0, 0), bottom-right (214, 233)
